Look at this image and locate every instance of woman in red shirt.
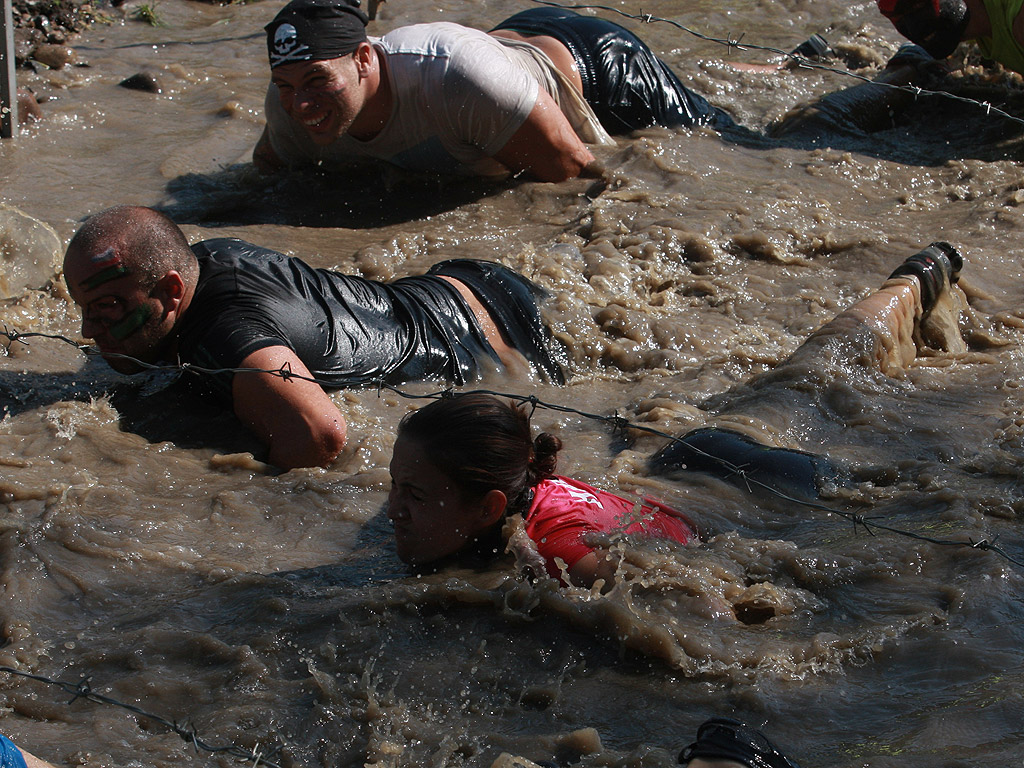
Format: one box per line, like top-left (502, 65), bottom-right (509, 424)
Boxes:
top-left (388, 391), bottom-right (696, 588)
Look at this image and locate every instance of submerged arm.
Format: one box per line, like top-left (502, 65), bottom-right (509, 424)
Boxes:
top-left (567, 550), bottom-right (620, 590)
top-left (253, 126), bottom-right (285, 173)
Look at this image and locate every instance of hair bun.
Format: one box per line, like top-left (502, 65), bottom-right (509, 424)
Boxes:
top-left (529, 432), bottom-right (562, 482)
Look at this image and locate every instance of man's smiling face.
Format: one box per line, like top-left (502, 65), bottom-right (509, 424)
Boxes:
top-left (272, 55), bottom-right (368, 145)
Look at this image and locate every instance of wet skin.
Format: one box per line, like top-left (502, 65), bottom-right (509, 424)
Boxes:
top-left (387, 436), bottom-right (505, 566)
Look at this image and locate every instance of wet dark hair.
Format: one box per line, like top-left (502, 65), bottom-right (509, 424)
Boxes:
top-left (877, 0), bottom-right (970, 59)
top-left (396, 393), bottom-right (562, 513)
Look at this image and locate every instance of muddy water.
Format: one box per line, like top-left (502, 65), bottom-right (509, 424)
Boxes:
top-left (3, 0), bottom-right (1024, 765)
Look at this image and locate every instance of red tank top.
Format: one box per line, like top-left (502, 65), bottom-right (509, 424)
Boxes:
top-left (524, 476), bottom-right (696, 580)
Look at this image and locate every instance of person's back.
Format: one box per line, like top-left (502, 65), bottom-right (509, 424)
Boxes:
top-left (177, 238), bottom-right (566, 394)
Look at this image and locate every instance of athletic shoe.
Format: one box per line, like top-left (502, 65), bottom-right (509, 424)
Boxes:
top-left (887, 241), bottom-right (963, 313)
top-left (789, 34), bottom-right (830, 60)
top-left (679, 718), bottom-right (800, 768)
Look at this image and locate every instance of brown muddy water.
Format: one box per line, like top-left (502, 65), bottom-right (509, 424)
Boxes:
top-left (3, 0), bottom-right (1024, 766)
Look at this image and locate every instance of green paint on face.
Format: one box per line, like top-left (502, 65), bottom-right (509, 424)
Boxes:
top-left (80, 264), bottom-right (131, 291)
top-left (109, 304), bottom-right (153, 341)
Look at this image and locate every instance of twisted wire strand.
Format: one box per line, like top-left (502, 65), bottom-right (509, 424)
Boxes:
top-left (529, 0), bottom-right (1024, 129)
top-left (0, 666), bottom-right (283, 768)
top-left (3, 326), bottom-right (1020, 568)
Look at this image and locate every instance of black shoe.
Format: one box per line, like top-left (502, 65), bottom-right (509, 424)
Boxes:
top-left (679, 718), bottom-right (800, 768)
top-left (887, 42), bottom-right (934, 67)
top-left (887, 241), bottom-right (963, 314)
top-left (789, 33), bottom-right (830, 61)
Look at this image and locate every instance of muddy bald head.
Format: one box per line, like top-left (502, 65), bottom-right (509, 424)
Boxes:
top-left (64, 205), bottom-right (199, 293)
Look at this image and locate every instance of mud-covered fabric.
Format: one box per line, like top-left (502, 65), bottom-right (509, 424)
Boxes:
top-left (176, 239), bottom-right (559, 398)
top-left (265, 0), bottom-right (368, 68)
top-left (649, 427), bottom-right (843, 500)
top-left (427, 258), bottom-right (567, 384)
top-left (491, 6), bottom-right (725, 133)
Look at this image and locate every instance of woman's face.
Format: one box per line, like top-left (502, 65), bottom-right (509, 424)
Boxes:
top-left (388, 436), bottom-right (496, 565)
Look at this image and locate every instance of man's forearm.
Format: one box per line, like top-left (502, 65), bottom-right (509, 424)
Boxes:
top-left (233, 346), bottom-right (348, 470)
top-left (253, 127), bottom-right (285, 173)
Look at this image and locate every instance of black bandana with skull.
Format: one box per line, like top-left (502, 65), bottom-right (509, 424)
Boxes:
top-left (266, 0), bottom-right (369, 68)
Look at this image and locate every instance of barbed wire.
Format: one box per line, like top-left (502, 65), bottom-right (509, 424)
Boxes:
top-left (0, 665), bottom-right (283, 768)
top-left (3, 325), bottom-right (1021, 569)
top-left (529, 0), bottom-right (1024, 130)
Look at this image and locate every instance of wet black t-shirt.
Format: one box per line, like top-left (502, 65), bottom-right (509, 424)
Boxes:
top-left (175, 238), bottom-right (502, 397)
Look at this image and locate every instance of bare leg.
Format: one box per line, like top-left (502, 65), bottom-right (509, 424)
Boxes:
top-left (784, 242), bottom-right (965, 375)
top-left (649, 244), bottom-right (966, 493)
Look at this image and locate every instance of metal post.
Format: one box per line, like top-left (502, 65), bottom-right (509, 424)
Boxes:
top-left (1, 0), bottom-right (18, 139)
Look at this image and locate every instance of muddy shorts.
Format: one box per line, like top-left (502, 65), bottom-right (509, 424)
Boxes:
top-left (649, 427), bottom-right (845, 501)
top-left (491, 7), bottom-right (725, 133)
top-left (428, 259), bottom-right (567, 384)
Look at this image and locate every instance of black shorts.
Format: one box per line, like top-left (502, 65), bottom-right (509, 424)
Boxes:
top-left (491, 7), bottom-right (725, 134)
top-left (649, 427), bottom-right (845, 501)
top-left (428, 259), bottom-right (567, 384)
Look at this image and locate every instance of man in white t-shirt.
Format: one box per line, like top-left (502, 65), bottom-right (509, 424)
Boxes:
top-left (253, 0), bottom-right (724, 182)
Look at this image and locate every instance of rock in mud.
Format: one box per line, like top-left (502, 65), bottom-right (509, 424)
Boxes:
top-left (16, 89), bottom-right (42, 122)
top-left (119, 71), bottom-right (162, 94)
top-left (0, 204), bottom-right (62, 300)
top-left (32, 43), bottom-right (76, 69)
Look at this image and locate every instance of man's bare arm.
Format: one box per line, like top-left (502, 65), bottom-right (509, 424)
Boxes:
top-left (492, 88), bottom-right (597, 182)
top-left (253, 126), bottom-right (285, 173)
top-left (232, 345), bottom-right (347, 469)
top-left (21, 747), bottom-right (57, 768)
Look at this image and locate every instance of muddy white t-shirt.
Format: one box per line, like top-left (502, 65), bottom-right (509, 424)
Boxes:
top-left (264, 22), bottom-right (610, 176)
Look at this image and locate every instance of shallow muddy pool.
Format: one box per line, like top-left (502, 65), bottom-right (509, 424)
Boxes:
top-left (3, 0), bottom-right (1024, 766)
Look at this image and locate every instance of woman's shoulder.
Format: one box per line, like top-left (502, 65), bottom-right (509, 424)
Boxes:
top-left (529, 476), bottom-right (606, 516)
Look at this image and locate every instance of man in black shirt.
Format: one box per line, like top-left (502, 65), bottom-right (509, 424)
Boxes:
top-left (62, 205), bottom-right (564, 469)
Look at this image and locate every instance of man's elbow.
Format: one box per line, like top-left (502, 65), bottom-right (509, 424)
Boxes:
top-left (314, 419), bottom-right (348, 466)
